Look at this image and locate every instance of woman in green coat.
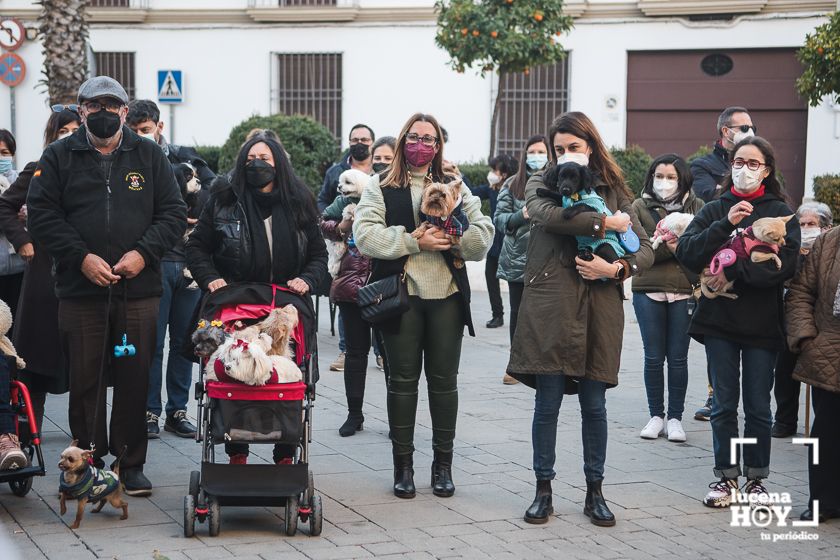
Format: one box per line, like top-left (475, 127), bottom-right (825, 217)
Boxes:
top-left (507, 112), bottom-right (654, 527)
top-left (631, 154), bottom-right (704, 444)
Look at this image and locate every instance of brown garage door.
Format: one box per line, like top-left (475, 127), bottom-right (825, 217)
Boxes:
top-left (626, 49), bottom-right (808, 204)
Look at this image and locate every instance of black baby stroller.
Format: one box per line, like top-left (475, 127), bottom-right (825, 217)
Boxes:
top-left (184, 283), bottom-right (323, 537)
top-left (0, 356), bottom-right (46, 497)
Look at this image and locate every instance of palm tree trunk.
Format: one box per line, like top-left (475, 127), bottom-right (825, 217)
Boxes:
top-left (38, 0), bottom-right (91, 105)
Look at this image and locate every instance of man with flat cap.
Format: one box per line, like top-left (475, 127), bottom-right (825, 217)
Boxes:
top-left (28, 76), bottom-right (186, 495)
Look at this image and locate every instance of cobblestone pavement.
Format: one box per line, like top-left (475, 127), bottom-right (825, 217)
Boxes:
top-left (1, 291), bottom-right (839, 559)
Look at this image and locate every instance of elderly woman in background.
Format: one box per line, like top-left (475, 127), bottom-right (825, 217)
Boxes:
top-left (785, 221), bottom-right (840, 522)
top-left (771, 202), bottom-right (833, 439)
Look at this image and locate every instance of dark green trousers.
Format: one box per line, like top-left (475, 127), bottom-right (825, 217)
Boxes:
top-left (381, 295), bottom-right (464, 456)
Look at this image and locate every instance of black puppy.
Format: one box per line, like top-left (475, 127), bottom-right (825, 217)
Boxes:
top-left (536, 162), bottom-right (621, 263)
top-left (172, 162), bottom-right (202, 216)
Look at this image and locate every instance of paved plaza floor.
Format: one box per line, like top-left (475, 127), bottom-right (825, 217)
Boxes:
top-left (1, 290), bottom-right (839, 559)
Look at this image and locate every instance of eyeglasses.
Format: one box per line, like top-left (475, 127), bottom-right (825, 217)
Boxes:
top-left (728, 124), bottom-right (757, 134)
top-left (732, 158), bottom-right (766, 171)
top-left (82, 100), bottom-right (124, 113)
top-left (51, 104), bottom-right (79, 114)
top-left (405, 133), bottom-right (438, 146)
top-left (349, 137), bottom-right (372, 145)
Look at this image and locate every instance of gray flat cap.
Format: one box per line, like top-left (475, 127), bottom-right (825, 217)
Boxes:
top-left (77, 76), bottom-right (129, 105)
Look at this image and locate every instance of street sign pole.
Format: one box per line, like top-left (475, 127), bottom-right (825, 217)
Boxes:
top-left (170, 104), bottom-right (175, 144)
top-left (9, 86), bottom-right (15, 167)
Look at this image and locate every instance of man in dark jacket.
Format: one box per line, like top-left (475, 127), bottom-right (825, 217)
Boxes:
top-left (689, 106), bottom-right (756, 421)
top-left (127, 99), bottom-right (211, 440)
top-left (317, 123), bottom-right (374, 372)
top-left (27, 77), bottom-right (186, 496)
top-left (691, 106), bottom-right (756, 203)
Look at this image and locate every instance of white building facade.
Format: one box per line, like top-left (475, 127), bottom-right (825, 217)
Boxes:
top-left (0, 0), bottom-right (836, 200)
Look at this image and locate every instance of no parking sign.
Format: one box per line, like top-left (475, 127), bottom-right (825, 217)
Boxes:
top-left (0, 52), bottom-right (25, 87)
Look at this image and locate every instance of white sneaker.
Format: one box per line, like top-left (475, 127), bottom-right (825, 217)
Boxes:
top-left (640, 416), bottom-right (664, 439)
top-left (704, 478), bottom-right (739, 508)
top-left (743, 479), bottom-right (772, 509)
top-left (666, 418), bottom-right (686, 442)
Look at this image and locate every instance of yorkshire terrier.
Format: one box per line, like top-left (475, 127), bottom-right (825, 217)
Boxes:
top-left (191, 319), bottom-right (227, 359)
top-left (58, 441), bottom-right (127, 529)
top-left (412, 179), bottom-right (469, 260)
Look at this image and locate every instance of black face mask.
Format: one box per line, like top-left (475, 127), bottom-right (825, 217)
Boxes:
top-left (245, 159), bottom-right (276, 189)
top-left (86, 110), bottom-right (122, 139)
top-left (372, 162), bottom-right (389, 174)
top-left (349, 143), bottom-right (370, 162)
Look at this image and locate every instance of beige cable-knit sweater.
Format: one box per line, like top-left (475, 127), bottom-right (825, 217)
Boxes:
top-left (353, 174), bottom-right (494, 300)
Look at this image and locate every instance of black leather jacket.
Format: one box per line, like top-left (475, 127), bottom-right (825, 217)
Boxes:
top-left (185, 179), bottom-right (327, 292)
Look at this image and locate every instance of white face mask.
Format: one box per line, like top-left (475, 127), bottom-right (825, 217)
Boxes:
top-left (556, 152), bottom-right (589, 167)
top-left (487, 171), bottom-right (501, 186)
top-left (729, 127), bottom-right (755, 146)
top-left (800, 227), bottom-right (822, 250)
top-left (141, 131), bottom-right (157, 143)
top-left (731, 166), bottom-right (764, 194)
top-left (57, 131), bottom-right (73, 141)
top-left (652, 178), bottom-right (679, 201)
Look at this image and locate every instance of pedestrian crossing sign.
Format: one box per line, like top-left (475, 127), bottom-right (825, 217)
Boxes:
top-left (157, 70), bottom-right (183, 104)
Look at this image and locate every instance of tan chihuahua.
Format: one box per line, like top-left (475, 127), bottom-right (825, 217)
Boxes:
top-left (58, 440), bottom-right (127, 529)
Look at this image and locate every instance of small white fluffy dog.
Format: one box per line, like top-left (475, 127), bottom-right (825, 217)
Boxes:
top-left (650, 212), bottom-right (695, 250)
top-left (326, 169), bottom-right (369, 277)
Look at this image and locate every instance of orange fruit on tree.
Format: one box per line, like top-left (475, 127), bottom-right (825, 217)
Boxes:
top-left (472, 29), bottom-right (480, 37)
top-left (461, 28), bottom-right (468, 35)
top-left (534, 12), bottom-right (544, 22)
top-left (817, 47), bottom-right (825, 55)
top-left (490, 31), bottom-right (498, 38)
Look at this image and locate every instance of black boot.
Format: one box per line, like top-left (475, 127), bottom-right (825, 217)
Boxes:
top-left (393, 453), bottom-right (415, 499)
top-left (431, 450), bottom-right (455, 497)
top-left (583, 480), bottom-right (616, 527)
top-left (339, 370), bottom-right (366, 437)
top-left (524, 479), bottom-right (553, 524)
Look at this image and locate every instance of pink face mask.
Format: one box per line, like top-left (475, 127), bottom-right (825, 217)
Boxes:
top-left (404, 142), bottom-right (436, 168)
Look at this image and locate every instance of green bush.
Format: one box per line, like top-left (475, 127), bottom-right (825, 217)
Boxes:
top-left (610, 145), bottom-right (653, 197)
top-left (218, 114), bottom-right (339, 195)
top-left (687, 144), bottom-right (712, 164)
top-left (194, 145), bottom-right (221, 174)
top-left (814, 174), bottom-right (840, 224)
top-left (457, 161), bottom-right (491, 215)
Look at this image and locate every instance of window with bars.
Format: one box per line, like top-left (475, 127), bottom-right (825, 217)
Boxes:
top-left (274, 53), bottom-right (342, 139)
top-left (93, 52), bottom-right (136, 101)
top-left (495, 58), bottom-right (570, 156)
top-left (280, 0), bottom-right (337, 6)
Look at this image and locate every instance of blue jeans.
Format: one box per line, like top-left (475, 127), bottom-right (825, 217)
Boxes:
top-left (704, 336), bottom-right (777, 480)
top-left (632, 293), bottom-right (690, 420)
top-left (532, 375), bottom-right (608, 483)
top-left (147, 261), bottom-right (201, 417)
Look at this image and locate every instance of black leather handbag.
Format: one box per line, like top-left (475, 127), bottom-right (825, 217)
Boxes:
top-left (357, 269), bottom-right (409, 324)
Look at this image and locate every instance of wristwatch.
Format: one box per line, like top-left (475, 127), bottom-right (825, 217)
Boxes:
top-left (614, 262), bottom-right (625, 279)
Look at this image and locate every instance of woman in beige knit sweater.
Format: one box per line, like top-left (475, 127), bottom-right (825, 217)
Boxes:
top-left (353, 113), bottom-right (493, 499)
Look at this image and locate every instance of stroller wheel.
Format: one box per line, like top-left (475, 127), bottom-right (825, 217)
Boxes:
top-left (309, 494), bottom-right (323, 537)
top-left (207, 495), bottom-right (221, 537)
top-left (9, 477), bottom-right (32, 497)
top-left (284, 495), bottom-right (299, 536)
top-left (189, 470), bottom-right (200, 498)
top-left (183, 495), bottom-right (196, 538)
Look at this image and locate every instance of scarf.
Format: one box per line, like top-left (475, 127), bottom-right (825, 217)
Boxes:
top-left (419, 198), bottom-right (470, 237)
top-left (59, 466), bottom-right (120, 501)
top-left (245, 187), bottom-right (299, 284)
top-left (730, 184), bottom-right (766, 202)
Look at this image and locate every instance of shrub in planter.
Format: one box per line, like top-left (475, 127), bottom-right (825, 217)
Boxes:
top-left (813, 174), bottom-right (840, 224)
top-left (610, 145), bottom-right (652, 197)
top-left (218, 115), bottom-right (339, 195)
top-left (194, 145), bottom-right (221, 174)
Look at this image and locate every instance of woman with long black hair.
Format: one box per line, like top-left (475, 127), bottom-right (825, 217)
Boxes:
top-left (186, 134), bottom-right (327, 464)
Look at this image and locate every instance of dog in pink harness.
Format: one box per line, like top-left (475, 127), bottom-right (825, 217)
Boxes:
top-left (701, 215), bottom-right (793, 300)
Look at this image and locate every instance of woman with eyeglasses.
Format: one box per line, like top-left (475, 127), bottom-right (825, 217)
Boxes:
top-left (353, 113), bottom-right (494, 499)
top-left (0, 106), bottom-right (81, 438)
top-left (676, 136), bottom-right (800, 509)
top-left (507, 112), bottom-right (653, 527)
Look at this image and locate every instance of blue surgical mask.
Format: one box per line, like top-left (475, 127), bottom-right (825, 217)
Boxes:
top-left (0, 157), bottom-right (13, 175)
top-left (526, 153), bottom-right (548, 171)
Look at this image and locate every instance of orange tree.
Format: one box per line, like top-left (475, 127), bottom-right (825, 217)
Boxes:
top-left (797, 11), bottom-right (840, 106)
top-left (435, 0), bottom-right (573, 156)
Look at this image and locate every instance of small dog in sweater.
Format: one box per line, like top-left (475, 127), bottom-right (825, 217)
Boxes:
top-left (412, 179), bottom-right (469, 260)
top-left (58, 441), bottom-right (127, 529)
